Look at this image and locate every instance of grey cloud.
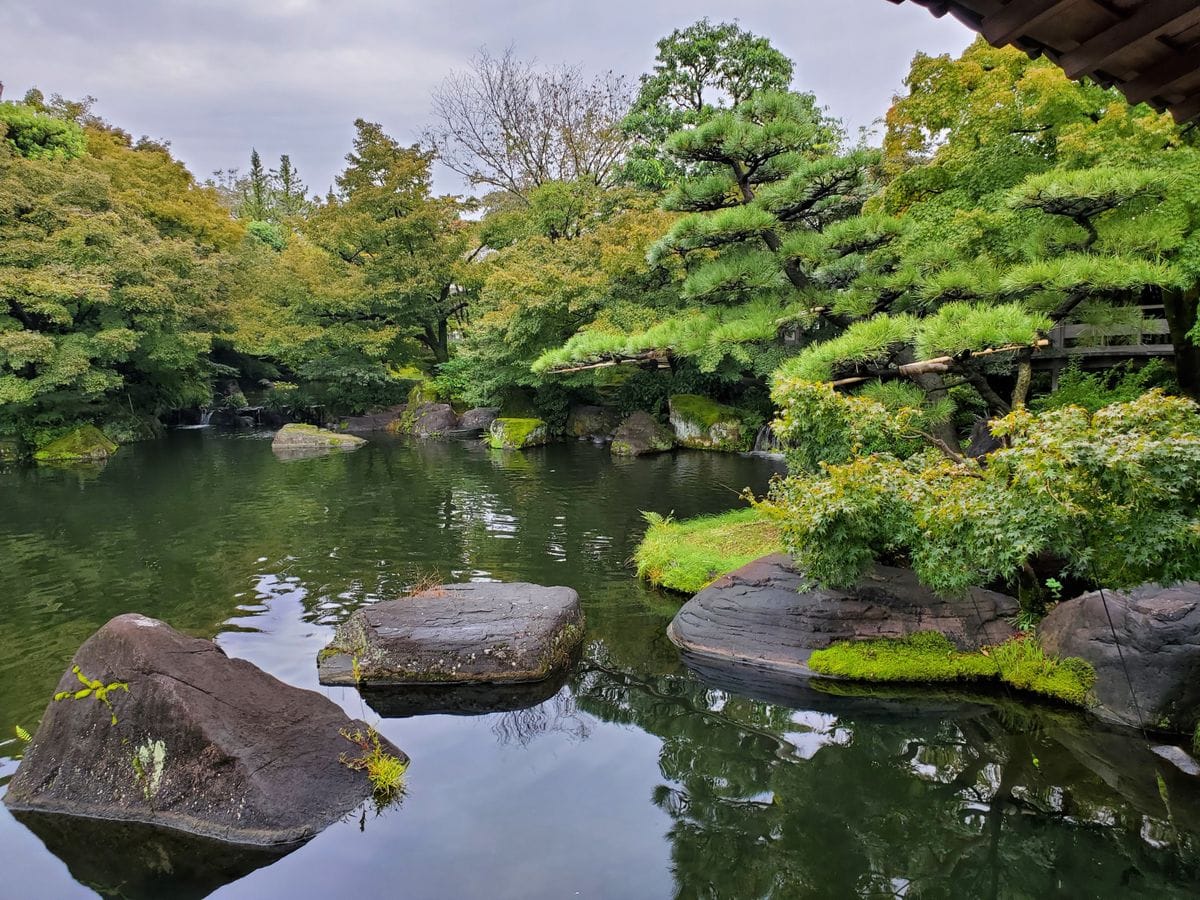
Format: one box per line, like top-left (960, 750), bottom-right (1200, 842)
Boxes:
top-left (1, 0), bottom-right (971, 195)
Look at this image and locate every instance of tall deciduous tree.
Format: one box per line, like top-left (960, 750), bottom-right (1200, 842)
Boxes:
top-left (425, 47), bottom-right (633, 199)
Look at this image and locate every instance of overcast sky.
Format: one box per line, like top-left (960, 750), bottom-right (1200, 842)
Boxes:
top-left (1, 0), bottom-right (973, 196)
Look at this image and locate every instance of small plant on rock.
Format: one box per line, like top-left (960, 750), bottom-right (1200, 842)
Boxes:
top-left (53, 666), bottom-right (129, 725)
top-left (339, 725), bottom-right (408, 804)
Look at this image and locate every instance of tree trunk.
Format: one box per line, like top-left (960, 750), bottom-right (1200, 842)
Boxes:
top-left (1163, 285), bottom-right (1200, 401)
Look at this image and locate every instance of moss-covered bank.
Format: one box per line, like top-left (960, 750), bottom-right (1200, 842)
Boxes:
top-left (809, 632), bottom-right (1097, 707)
top-left (635, 507), bottom-right (783, 594)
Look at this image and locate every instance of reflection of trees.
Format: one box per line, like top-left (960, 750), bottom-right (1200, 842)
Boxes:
top-left (573, 656), bottom-right (1200, 899)
top-left (491, 690), bottom-right (590, 747)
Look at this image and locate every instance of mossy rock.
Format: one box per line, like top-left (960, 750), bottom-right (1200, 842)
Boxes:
top-left (33, 425), bottom-right (119, 463)
top-left (566, 405), bottom-right (621, 440)
top-left (667, 394), bottom-right (753, 452)
top-left (486, 417), bottom-right (549, 449)
top-left (271, 423), bottom-right (366, 452)
top-left (611, 411), bottom-right (675, 457)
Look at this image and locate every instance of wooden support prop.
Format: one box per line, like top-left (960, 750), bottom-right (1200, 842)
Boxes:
top-left (829, 339), bottom-right (1050, 388)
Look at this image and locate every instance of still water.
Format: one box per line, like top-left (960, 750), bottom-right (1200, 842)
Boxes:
top-left (0, 431), bottom-right (1197, 898)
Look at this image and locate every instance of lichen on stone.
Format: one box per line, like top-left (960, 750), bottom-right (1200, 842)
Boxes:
top-left (486, 417), bottom-right (549, 449)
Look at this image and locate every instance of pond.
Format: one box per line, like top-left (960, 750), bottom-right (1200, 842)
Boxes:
top-left (0, 432), bottom-right (1197, 898)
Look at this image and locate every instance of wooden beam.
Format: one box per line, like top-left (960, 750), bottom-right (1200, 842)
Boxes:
top-left (1060, 0), bottom-right (1200, 79)
top-left (1172, 88), bottom-right (1200, 124)
top-left (980, 0), bottom-right (1079, 46)
top-left (1122, 46), bottom-right (1200, 104)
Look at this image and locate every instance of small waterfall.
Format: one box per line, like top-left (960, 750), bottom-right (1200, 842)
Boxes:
top-left (199, 409), bottom-right (213, 427)
top-left (753, 423), bottom-right (781, 453)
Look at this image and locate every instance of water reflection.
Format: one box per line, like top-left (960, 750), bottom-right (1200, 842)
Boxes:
top-left (0, 434), bottom-right (1196, 898)
top-left (575, 646), bottom-right (1200, 898)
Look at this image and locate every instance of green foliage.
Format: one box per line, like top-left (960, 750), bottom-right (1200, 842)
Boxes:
top-left (0, 118), bottom-right (240, 437)
top-left (913, 302), bottom-right (1050, 359)
top-left (0, 102), bottom-right (86, 160)
top-left (622, 19), bottom-right (795, 187)
top-left (1032, 361), bottom-right (1172, 413)
top-left (809, 632), bottom-right (1095, 706)
top-left (780, 314), bottom-right (919, 382)
top-left (15, 725), bottom-right (32, 743)
top-left (634, 508), bottom-right (782, 593)
top-left (766, 390), bottom-right (1200, 595)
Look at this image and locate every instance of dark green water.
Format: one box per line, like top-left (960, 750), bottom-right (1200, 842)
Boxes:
top-left (0, 431), bottom-right (1198, 898)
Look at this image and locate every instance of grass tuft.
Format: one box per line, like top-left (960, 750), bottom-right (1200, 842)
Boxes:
top-left (634, 508), bottom-right (783, 594)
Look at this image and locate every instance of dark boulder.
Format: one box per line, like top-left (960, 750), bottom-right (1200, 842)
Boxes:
top-left (1039, 582), bottom-right (1200, 733)
top-left (319, 583), bottom-right (585, 687)
top-left (406, 402), bottom-right (460, 437)
top-left (455, 407), bottom-right (500, 434)
top-left (4, 614), bottom-right (404, 846)
top-left (611, 411), bottom-right (675, 457)
top-left (668, 554), bottom-right (1017, 679)
top-left (566, 405), bottom-right (621, 441)
top-left (335, 405), bottom-right (405, 433)
top-left (208, 408), bottom-right (253, 428)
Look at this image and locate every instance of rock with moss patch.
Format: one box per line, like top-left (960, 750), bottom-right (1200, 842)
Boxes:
top-left (271, 423), bottom-right (366, 457)
top-left (611, 411), bottom-right (675, 457)
top-left (1039, 582), bottom-right (1200, 733)
top-left (566, 405), bottom-right (621, 441)
top-left (668, 394), bottom-right (754, 451)
top-left (33, 425), bottom-right (119, 463)
top-left (486, 417), bottom-right (550, 449)
top-left (668, 554), bottom-right (1017, 679)
top-left (318, 583), bottom-right (585, 688)
top-left (4, 613), bottom-right (404, 846)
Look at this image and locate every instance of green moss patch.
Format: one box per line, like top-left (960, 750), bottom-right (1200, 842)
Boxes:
top-left (634, 508), bottom-right (783, 594)
top-left (33, 425), bottom-right (119, 462)
top-left (809, 632), bottom-right (1096, 707)
top-left (486, 417), bottom-right (549, 449)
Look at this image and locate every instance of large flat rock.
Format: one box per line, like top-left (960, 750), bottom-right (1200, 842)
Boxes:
top-left (667, 554), bottom-right (1017, 679)
top-left (4, 614), bottom-right (404, 846)
top-left (319, 583), bottom-right (585, 687)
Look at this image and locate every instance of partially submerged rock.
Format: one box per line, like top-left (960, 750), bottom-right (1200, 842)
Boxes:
top-left (566, 405), bottom-right (621, 441)
top-left (486, 417), bottom-right (550, 449)
top-left (33, 425), bottom-right (118, 463)
top-left (271, 423), bottom-right (366, 456)
top-left (611, 411), bottom-right (675, 457)
top-left (667, 554), bottom-right (1017, 679)
top-left (4, 614), bottom-right (405, 846)
top-left (396, 402), bottom-right (460, 437)
top-left (668, 394), bottom-right (753, 451)
top-left (456, 407), bottom-right (500, 434)
top-left (1039, 582), bottom-right (1200, 733)
top-left (319, 583), bottom-right (585, 687)
top-left (335, 405), bottom-right (405, 433)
